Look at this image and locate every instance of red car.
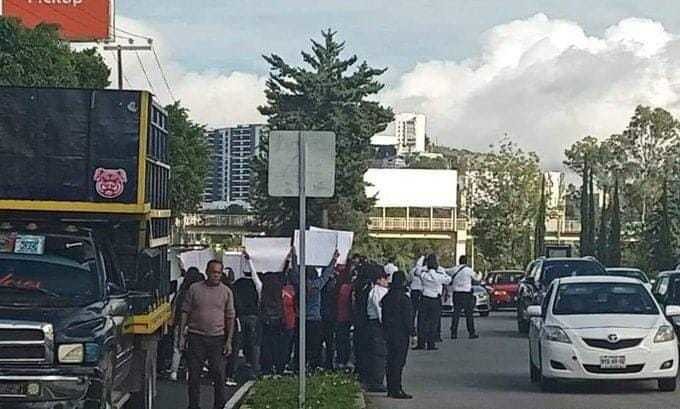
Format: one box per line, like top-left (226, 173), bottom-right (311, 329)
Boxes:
top-left (485, 270), bottom-right (524, 310)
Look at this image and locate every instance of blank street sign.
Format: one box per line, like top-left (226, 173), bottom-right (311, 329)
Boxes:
top-left (268, 131), bottom-right (336, 197)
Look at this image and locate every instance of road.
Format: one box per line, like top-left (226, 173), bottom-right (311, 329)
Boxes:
top-left (367, 311), bottom-right (680, 409)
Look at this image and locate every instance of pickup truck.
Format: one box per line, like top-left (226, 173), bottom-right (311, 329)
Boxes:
top-left (0, 86), bottom-right (173, 409)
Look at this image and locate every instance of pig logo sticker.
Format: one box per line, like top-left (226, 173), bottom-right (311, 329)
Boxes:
top-left (93, 168), bottom-right (128, 199)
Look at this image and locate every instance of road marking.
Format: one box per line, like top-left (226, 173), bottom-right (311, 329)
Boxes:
top-left (224, 380), bottom-right (255, 409)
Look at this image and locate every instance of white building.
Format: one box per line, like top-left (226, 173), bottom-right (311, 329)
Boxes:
top-left (395, 113), bottom-right (426, 154)
top-left (364, 168), bottom-right (467, 260)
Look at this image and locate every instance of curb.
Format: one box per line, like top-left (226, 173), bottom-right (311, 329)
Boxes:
top-left (224, 380), bottom-right (256, 409)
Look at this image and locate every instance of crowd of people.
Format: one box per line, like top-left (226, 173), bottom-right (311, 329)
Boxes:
top-left (169, 248), bottom-right (480, 409)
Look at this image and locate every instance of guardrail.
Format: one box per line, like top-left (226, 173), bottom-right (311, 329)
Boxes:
top-left (185, 214), bottom-right (256, 227)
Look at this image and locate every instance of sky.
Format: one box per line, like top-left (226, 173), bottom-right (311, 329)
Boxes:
top-left (103, 0), bottom-right (680, 169)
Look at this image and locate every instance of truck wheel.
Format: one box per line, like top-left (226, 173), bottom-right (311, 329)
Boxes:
top-left (131, 353), bottom-right (155, 409)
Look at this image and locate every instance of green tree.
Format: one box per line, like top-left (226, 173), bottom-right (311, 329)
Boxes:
top-left (608, 177), bottom-right (622, 267)
top-left (645, 179), bottom-right (677, 272)
top-left (166, 102), bottom-right (208, 216)
top-left (0, 17), bottom-right (109, 88)
top-left (596, 186), bottom-right (609, 265)
top-left (533, 174), bottom-right (546, 259)
top-left (251, 30), bottom-right (394, 238)
top-left (470, 142), bottom-right (541, 269)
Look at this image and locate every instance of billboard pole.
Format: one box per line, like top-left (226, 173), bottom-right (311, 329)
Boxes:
top-left (103, 44), bottom-right (152, 90)
top-left (298, 130), bottom-right (307, 409)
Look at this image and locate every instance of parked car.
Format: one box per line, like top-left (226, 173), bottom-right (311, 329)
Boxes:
top-left (442, 282), bottom-right (491, 317)
top-left (517, 257), bottom-right (607, 334)
top-left (528, 276), bottom-right (679, 392)
top-left (652, 271), bottom-right (680, 337)
top-left (486, 270), bottom-right (525, 310)
top-left (606, 267), bottom-right (652, 290)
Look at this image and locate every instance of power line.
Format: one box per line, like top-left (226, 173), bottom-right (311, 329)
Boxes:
top-left (152, 46), bottom-right (176, 102)
top-left (136, 51), bottom-right (156, 94)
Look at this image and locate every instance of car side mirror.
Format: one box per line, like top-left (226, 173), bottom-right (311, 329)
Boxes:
top-left (665, 305), bottom-right (680, 317)
top-left (527, 305), bottom-right (542, 317)
top-left (107, 282), bottom-right (127, 297)
top-left (524, 277), bottom-right (535, 286)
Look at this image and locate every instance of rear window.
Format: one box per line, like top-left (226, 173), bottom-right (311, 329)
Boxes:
top-left (606, 269), bottom-right (648, 283)
top-left (541, 260), bottom-right (605, 285)
top-left (553, 283), bottom-right (658, 315)
top-left (488, 272), bottom-right (523, 284)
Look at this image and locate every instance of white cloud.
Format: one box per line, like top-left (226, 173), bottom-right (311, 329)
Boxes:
top-left (89, 16), bottom-right (267, 128)
top-left (381, 13), bottom-right (680, 168)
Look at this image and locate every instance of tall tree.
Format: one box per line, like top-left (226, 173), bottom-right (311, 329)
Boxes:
top-left (533, 174), bottom-right (546, 259)
top-left (166, 102), bottom-right (208, 216)
top-left (645, 179), bottom-right (677, 272)
top-left (608, 177), bottom-right (622, 266)
top-left (0, 17), bottom-right (109, 88)
top-left (587, 164), bottom-right (596, 255)
top-left (251, 30), bottom-right (394, 237)
top-left (579, 164), bottom-right (591, 256)
top-left (471, 142), bottom-right (541, 269)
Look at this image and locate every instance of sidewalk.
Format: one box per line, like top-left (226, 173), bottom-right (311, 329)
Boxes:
top-left (156, 373), bottom-right (243, 409)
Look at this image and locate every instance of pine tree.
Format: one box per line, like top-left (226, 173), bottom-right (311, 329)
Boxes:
top-left (579, 164), bottom-right (590, 256)
top-left (587, 162), bottom-right (596, 256)
top-left (608, 177), bottom-right (622, 266)
top-left (596, 187), bottom-right (609, 265)
top-left (251, 30), bottom-right (394, 236)
top-left (534, 174), bottom-right (546, 258)
top-left (646, 179), bottom-right (677, 271)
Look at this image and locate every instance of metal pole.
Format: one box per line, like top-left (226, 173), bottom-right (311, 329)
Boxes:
top-left (298, 131), bottom-right (306, 409)
top-left (117, 46), bottom-right (123, 90)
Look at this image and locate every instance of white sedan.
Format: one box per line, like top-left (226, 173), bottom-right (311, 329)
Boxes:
top-left (528, 276), bottom-right (680, 392)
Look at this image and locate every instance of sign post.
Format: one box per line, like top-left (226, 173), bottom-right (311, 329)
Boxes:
top-left (268, 130), bottom-right (336, 409)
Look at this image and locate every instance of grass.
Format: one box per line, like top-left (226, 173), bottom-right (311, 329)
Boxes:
top-left (243, 372), bottom-right (362, 409)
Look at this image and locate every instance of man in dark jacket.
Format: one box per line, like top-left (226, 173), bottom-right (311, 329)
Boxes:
top-left (232, 252), bottom-right (262, 375)
top-left (320, 270), bottom-right (338, 370)
top-left (381, 271), bottom-right (414, 399)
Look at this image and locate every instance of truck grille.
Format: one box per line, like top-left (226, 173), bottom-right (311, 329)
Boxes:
top-left (0, 322), bottom-right (53, 364)
top-left (582, 338), bottom-right (643, 350)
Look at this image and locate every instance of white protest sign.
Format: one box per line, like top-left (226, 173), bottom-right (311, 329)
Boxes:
top-left (243, 237), bottom-right (291, 273)
top-left (222, 252), bottom-right (252, 281)
top-left (309, 226), bottom-right (354, 264)
top-left (294, 229), bottom-right (337, 266)
top-left (178, 248), bottom-right (216, 274)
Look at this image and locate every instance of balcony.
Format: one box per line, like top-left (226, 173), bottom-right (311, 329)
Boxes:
top-left (368, 216), bottom-right (469, 232)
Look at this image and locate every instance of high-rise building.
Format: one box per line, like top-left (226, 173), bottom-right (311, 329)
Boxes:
top-left (395, 113), bottom-right (426, 154)
top-left (202, 124), bottom-right (265, 209)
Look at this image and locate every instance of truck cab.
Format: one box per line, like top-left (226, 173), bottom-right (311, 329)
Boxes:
top-left (0, 86), bottom-right (172, 409)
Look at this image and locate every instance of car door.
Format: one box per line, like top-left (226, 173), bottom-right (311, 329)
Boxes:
top-left (530, 282), bottom-right (554, 365)
top-left (98, 241), bottom-right (134, 390)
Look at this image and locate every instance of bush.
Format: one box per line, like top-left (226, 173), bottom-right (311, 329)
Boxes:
top-left (243, 372), bottom-right (361, 409)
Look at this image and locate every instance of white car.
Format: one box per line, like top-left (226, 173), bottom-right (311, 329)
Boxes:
top-left (528, 276), bottom-right (680, 392)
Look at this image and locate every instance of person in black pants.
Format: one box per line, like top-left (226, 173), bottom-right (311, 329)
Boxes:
top-left (450, 255), bottom-right (480, 339)
top-left (320, 269), bottom-right (338, 370)
top-left (413, 254), bottom-right (451, 350)
top-left (352, 263), bottom-right (373, 384)
top-left (260, 272), bottom-right (284, 375)
top-left (381, 271), bottom-right (413, 399)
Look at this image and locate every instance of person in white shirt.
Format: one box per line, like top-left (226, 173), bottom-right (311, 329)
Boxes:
top-left (366, 269), bottom-right (390, 392)
top-left (413, 254), bottom-right (451, 350)
top-left (450, 255), bottom-right (481, 339)
top-left (384, 259), bottom-right (398, 283)
top-left (408, 257), bottom-right (424, 344)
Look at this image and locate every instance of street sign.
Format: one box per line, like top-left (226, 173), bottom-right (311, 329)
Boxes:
top-left (268, 131), bottom-right (336, 197)
top-left (267, 129), bottom-right (336, 409)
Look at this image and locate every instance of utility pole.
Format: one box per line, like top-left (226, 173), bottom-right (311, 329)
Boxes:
top-left (103, 42), bottom-right (152, 90)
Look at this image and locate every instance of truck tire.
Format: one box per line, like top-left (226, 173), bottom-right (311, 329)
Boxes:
top-left (130, 352), bottom-right (155, 409)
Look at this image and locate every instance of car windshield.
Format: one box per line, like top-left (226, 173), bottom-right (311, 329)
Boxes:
top-left (0, 232), bottom-right (100, 306)
top-left (605, 269), bottom-right (648, 283)
top-left (541, 261), bottom-right (605, 285)
top-left (489, 272), bottom-right (523, 284)
top-left (553, 282), bottom-right (658, 315)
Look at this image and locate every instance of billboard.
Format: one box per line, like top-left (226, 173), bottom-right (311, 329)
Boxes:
top-left (364, 169), bottom-right (458, 208)
top-left (0, 0), bottom-right (113, 42)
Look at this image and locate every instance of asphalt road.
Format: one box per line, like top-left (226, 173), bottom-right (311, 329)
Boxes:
top-left (367, 311), bottom-right (680, 409)
top-left (156, 373), bottom-right (240, 409)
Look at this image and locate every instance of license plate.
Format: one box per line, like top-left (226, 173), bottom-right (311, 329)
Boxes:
top-left (0, 383), bottom-right (25, 396)
top-left (600, 355), bottom-right (626, 369)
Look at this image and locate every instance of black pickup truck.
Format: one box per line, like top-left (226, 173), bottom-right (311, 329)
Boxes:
top-left (0, 87), bottom-right (173, 409)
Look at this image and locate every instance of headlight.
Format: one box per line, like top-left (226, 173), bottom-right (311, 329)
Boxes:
top-left (654, 326), bottom-right (676, 343)
top-left (58, 344), bottom-right (84, 363)
top-left (542, 326), bottom-right (571, 344)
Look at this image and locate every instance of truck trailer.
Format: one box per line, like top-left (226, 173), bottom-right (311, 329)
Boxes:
top-left (0, 86), bottom-right (172, 409)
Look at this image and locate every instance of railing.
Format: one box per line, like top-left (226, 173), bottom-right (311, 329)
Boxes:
top-left (546, 218), bottom-right (581, 234)
top-left (185, 214), bottom-right (256, 227)
top-left (368, 217), bottom-right (469, 232)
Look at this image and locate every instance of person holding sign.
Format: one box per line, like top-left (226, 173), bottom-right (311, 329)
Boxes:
top-left (232, 251), bottom-right (262, 377)
top-left (290, 248), bottom-right (340, 371)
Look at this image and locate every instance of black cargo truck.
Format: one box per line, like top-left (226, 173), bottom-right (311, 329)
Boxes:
top-left (0, 87), bottom-right (172, 409)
